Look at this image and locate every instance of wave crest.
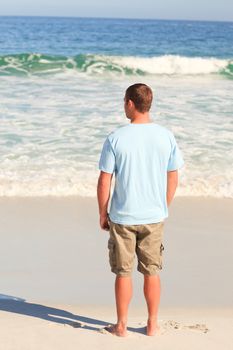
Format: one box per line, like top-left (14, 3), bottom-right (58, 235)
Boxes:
top-left (0, 53), bottom-right (232, 77)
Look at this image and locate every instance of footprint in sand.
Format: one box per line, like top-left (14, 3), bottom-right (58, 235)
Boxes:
top-left (183, 323), bottom-right (209, 333)
top-left (70, 320), bottom-right (209, 335)
top-left (162, 320), bottom-right (209, 333)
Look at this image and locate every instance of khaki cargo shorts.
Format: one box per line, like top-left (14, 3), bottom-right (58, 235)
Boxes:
top-left (107, 217), bottom-right (165, 277)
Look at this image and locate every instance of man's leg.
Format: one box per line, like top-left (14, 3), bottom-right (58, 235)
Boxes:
top-left (105, 275), bottom-right (132, 336)
top-left (115, 275), bottom-right (133, 325)
top-left (143, 274), bottom-right (161, 336)
top-left (136, 222), bottom-right (164, 336)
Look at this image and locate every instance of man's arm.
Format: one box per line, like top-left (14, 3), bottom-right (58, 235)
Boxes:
top-left (97, 170), bottom-right (113, 230)
top-left (167, 170), bottom-right (178, 207)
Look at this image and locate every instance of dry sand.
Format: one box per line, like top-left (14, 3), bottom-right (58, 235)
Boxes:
top-left (0, 196), bottom-right (232, 349)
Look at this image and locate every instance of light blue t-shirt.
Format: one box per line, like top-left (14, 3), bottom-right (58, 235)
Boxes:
top-left (98, 122), bottom-right (184, 224)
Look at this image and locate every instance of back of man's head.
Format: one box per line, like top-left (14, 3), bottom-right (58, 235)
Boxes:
top-left (125, 83), bottom-right (153, 113)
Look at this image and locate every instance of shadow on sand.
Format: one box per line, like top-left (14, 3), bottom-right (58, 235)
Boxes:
top-left (0, 294), bottom-right (146, 334)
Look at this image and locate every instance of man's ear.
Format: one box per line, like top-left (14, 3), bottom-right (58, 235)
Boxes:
top-left (128, 99), bottom-right (134, 108)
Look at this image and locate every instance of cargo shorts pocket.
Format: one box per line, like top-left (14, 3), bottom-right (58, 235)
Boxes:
top-left (159, 243), bottom-right (164, 269)
top-left (108, 238), bottom-right (117, 271)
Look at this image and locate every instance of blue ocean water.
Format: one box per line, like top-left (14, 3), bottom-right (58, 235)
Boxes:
top-left (0, 16), bottom-right (232, 197)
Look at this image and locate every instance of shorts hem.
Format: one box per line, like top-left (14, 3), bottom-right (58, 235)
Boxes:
top-left (111, 271), bottom-right (132, 277)
top-left (137, 268), bottom-right (161, 276)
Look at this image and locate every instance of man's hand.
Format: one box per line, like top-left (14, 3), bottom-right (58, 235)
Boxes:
top-left (100, 213), bottom-right (110, 231)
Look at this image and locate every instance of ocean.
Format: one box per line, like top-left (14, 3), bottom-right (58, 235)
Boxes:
top-left (0, 16), bottom-right (232, 197)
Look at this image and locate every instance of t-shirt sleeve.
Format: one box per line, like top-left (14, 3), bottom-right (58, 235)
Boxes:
top-left (98, 137), bottom-right (116, 174)
top-left (167, 133), bottom-right (185, 171)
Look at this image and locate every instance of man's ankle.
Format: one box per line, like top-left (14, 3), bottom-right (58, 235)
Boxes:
top-left (148, 315), bottom-right (157, 321)
top-left (117, 320), bottom-right (127, 328)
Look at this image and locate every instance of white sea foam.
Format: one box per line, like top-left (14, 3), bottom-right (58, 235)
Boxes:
top-left (109, 55), bottom-right (229, 75)
top-left (0, 165), bottom-right (232, 198)
top-left (0, 73), bottom-right (232, 198)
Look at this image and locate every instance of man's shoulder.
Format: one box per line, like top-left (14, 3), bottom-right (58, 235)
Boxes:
top-left (107, 124), bottom-right (130, 141)
top-left (112, 124), bottom-right (130, 134)
top-left (107, 123), bottom-right (174, 143)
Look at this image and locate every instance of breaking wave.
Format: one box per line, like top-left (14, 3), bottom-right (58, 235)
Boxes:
top-left (0, 53), bottom-right (232, 77)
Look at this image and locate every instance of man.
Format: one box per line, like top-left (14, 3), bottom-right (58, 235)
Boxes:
top-left (97, 83), bottom-right (184, 337)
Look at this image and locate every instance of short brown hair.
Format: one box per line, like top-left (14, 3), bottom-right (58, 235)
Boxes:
top-left (125, 83), bottom-right (153, 113)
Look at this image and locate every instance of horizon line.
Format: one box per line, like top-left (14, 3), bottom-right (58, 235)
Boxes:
top-left (0, 14), bottom-right (232, 23)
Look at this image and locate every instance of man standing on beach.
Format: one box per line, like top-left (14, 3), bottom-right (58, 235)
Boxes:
top-left (97, 83), bottom-right (184, 337)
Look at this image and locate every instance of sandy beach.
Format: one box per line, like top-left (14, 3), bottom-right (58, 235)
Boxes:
top-left (1, 9), bottom-right (233, 350)
top-left (0, 196), bottom-right (232, 349)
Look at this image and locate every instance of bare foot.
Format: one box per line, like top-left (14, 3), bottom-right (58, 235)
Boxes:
top-left (147, 318), bottom-right (160, 336)
top-left (104, 324), bottom-right (128, 337)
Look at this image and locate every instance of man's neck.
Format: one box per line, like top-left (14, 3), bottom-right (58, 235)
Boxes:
top-left (130, 113), bottom-right (151, 124)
